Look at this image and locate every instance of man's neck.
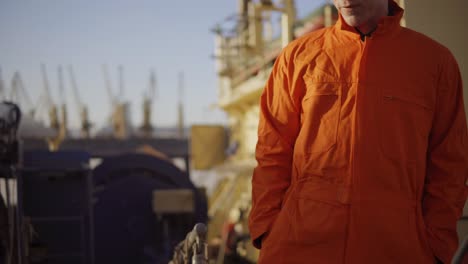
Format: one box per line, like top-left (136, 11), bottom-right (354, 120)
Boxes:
top-left (355, 2), bottom-right (390, 35)
top-left (355, 22), bottom-right (378, 36)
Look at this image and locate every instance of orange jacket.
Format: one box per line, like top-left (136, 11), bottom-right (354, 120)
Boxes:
top-left (249, 1), bottom-right (468, 263)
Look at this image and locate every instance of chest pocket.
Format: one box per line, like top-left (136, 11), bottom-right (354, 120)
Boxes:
top-left (379, 88), bottom-right (434, 163)
top-left (296, 80), bottom-right (342, 156)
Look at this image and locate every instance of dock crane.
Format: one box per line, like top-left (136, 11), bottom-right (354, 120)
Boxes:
top-left (9, 71), bottom-right (35, 117)
top-left (57, 66), bottom-right (68, 139)
top-left (102, 64), bottom-right (130, 139)
top-left (177, 72), bottom-right (185, 139)
top-left (140, 70), bottom-right (157, 138)
top-left (102, 64), bottom-right (116, 107)
top-left (35, 64), bottom-right (66, 150)
top-left (68, 65), bottom-right (92, 138)
top-left (0, 68), bottom-right (6, 101)
top-left (39, 64), bottom-right (60, 132)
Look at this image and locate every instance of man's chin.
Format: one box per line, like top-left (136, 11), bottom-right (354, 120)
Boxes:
top-left (342, 17), bottom-right (362, 27)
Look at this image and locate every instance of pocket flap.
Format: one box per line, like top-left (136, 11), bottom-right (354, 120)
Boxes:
top-left (294, 176), bottom-right (350, 205)
top-left (304, 82), bottom-right (340, 98)
top-left (382, 89), bottom-right (433, 110)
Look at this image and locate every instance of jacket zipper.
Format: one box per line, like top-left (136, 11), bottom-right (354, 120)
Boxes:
top-left (345, 36), bottom-right (370, 264)
top-left (354, 38), bottom-right (369, 188)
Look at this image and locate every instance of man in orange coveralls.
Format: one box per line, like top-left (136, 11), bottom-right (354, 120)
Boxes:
top-left (248, 0), bottom-right (468, 263)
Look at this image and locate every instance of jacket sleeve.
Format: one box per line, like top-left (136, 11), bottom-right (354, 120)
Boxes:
top-left (248, 49), bottom-right (301, 249)
top-left (423, 51), bottom-right (468, 263)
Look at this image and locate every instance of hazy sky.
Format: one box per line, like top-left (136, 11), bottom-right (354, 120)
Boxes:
top-left (0, 0), bottom-right (324, 131)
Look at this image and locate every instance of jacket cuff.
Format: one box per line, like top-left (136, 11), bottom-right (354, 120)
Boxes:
top-left (249, 211), bottom-right (279, 249)
top-left (250, 224), bottom-right (270, 249)
top-left (252, 232), bottom-right (266, 249)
